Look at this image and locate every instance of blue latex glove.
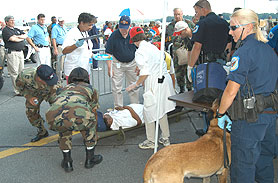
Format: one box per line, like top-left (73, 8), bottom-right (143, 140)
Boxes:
top-left (218, 114), bottom-right (232, 131)
top-left (75, 39), bottom-right (84, 47)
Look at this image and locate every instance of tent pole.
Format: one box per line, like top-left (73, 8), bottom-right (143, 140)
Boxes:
top-left (154, 0), bottom-right (168, 153)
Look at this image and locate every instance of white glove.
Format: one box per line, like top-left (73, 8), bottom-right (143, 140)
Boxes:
top-left (126, 82), bottom-right (139, 92)
top-left (187, 65), bottom-right (193, 83)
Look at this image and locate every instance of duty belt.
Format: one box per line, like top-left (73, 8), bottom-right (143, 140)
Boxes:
top-left (203, 52), bottom-right (226, 62)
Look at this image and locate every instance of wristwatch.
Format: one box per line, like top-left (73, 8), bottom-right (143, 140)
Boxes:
top-left (216, 109), bottom-right (226, 118)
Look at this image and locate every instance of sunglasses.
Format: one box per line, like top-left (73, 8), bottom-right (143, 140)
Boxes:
top-left (229, 23), bottom-right (250, 31)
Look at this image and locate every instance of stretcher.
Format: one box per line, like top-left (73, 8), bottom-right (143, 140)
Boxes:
top-left (96, 109), bottom-right (190, 146)
top-left (96, 91), bottom-right (212, 145)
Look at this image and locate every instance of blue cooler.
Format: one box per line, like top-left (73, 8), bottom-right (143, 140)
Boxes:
top-left (192, 62), bottom-right (227, 104)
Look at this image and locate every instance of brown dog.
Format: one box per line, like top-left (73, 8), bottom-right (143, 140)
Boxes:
top-left (143, 100), bottom-right (231, 183)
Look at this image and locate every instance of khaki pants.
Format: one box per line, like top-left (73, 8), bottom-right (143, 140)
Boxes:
top-left (56, 46), bottom-right (65, 81)
top-left (7, 51), bottom-right (24, 94)
top-left (0, 46), bottom-right (5, 76)
top-left (111, 58), bottom-right (139, 107)
top-left (145, 114), bottom-right (170, 142)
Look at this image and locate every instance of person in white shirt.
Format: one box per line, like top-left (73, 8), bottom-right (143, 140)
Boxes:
top-left (103, 103), bottom-right (144, 130)
top-left (126, 27), bottom-right (176, 149)
top-left (62, 12), bottom-right (95, 83)
top-left (103, 22), bottom-right (113, 42)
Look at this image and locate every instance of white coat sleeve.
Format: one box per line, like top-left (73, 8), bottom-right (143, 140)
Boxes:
top-left (135, 50), bottom-right (150, 76)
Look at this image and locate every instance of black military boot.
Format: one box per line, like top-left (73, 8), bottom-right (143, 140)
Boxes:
top-left (85, 147), bottom-right (103, 169)
top-left (61, 151), bottom-right (73, 172)
top-left (179, 87), bottom-right (185, 94)
top-left (31, 129), bottom-right (49, 142)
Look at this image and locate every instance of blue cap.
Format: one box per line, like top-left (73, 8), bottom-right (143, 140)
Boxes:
top-left (119, 15), bottom-right (131, 29)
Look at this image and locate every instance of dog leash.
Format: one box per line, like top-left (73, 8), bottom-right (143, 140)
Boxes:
top-left (223, 121), bottom-right (230, 168)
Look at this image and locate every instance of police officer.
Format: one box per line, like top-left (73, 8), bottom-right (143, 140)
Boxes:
top-left (217, 9), bottom-right (278, 183)
top-left (267, 23), bottom-right (278, 55)
top-left (46, 67), bottom-right (102, 172)
top-left (188, 0), bottom-right (231, 80)
top-left (188, 0), bottom-right (231, 136)
top-left (16, 64), bottom-right (59, 142)
top-left (267, 13), bottom-right (278, 160)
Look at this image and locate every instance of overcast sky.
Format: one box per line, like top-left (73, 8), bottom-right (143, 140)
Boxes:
top-left (1, 0), bottom-right (278, 24)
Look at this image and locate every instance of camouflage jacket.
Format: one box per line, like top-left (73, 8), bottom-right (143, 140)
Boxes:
top-left (166, 19), bottom-right (195, 43)
top-left (46, 82), bottom-right (99, 123)
top-left (15, 67), bottom-right (59, 104)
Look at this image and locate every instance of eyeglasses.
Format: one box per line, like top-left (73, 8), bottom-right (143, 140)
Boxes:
top-left (229, 23), bottom-right (250, 31)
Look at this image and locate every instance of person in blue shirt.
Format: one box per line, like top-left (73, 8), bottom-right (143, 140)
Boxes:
top-left (51, 17), bottom-right (67, 80)
top-left (267, 23), bottom-right (278, 160)
top-left (88, 16), bottom-right (100, 70)
top-left (267, 24), bottom-right (278, 55)
top-left (105, 15), bottom-right (139, 108)
top-left (27, 14), bottom-right (51, 67)
top-left (217, 9), bottom-right (278, 183)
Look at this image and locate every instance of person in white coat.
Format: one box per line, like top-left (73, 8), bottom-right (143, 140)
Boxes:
top-left (62, 13), bottom-right (95, 84)
top-left (126, 27), bottom-right (176, 149)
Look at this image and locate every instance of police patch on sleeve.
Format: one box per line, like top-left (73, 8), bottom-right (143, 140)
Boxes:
top-left (192, 25), bottom-right (199, 34)
top-left (268, 31), bottom-right (274, 39)
top-left (230, 56), bottom-right (239, 72)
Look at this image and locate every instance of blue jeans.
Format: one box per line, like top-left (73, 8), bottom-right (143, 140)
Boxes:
top-left (230, 113), bottom-right (276, 183)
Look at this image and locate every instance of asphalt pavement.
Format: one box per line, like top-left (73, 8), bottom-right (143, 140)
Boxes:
top-left (0, 62), bottom-right (277, 183)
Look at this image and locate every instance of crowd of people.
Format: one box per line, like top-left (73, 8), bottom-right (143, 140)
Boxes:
top-left (0, 0), bottom-right (277, 182)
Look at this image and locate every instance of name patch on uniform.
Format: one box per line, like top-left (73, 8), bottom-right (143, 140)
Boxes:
top-left (230, 56), bottom-right (239, 72)
top-left (193, 25), bottom-right (199, 34)
top-left (268, 32), bottom-right (274, 39)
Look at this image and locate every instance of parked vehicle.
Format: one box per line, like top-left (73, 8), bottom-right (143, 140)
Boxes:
top-left (23, 40), bottom-right (36, 63)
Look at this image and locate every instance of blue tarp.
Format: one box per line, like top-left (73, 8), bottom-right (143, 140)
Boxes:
top-left (119, 8), bottom-right (130, 16)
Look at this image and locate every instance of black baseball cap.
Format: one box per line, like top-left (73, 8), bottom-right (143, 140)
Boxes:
top-left (37, 64), bottom-right (58, 86)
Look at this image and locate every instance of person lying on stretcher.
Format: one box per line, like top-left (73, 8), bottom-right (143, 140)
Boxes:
top-left (102, 104), bottom-right (144, 130)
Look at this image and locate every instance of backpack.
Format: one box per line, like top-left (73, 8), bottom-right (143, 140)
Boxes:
top-left (192, 62), bottom-right (227, 104)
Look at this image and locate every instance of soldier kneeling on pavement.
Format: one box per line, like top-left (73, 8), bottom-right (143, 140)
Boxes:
top-left (16, 64), bottom-right (59, 142)
top-left (46, 67), bottom-right (103, 172)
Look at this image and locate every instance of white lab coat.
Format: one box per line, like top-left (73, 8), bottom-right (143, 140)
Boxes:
top-left (62, 27), bottom-right (93, 76)
top-left (135, 40), bottom-right (176, 123)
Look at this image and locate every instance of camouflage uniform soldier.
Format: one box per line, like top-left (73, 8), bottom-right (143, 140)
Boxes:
top-left (16, 65), bottom-right (59, 142)
top-left (166, 8), bottom-right (195, 93)
top-left (46, 67), bottom-right (103, 172)
top-left (172, 21), bottom-right (193, 93)
top-left (0, 22), bottom-right (5, 89)
top-left (0, 45), bottom-right (4, 90)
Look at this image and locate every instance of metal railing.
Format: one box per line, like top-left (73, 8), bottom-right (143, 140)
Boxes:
top-left (53, 48), bottom-right (127, 96)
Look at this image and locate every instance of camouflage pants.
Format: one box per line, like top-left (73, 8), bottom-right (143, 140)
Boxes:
top-left (49, 118), bottom-right (97, 150)
top-left (173, 56), bottom-right (192, 91)
top-left (25, 98), bottom-right (47, 134)
top-left (0, 46), bottom-right (5, 76)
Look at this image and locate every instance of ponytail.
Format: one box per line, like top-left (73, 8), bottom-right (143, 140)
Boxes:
top-left (232, 9), bottom-right (268, 43)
